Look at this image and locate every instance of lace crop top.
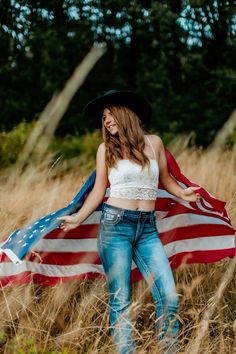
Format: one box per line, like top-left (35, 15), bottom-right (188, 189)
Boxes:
top-left (108, 137), bottom-right (159, 200)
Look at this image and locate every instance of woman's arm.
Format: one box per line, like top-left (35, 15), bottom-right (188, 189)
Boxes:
top-left (58, 143), bottom-right (108, 230)
top-left (154, 136), bottom-right (201, 202)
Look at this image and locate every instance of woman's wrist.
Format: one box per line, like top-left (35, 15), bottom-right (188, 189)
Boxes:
top-left (74, 213), bottom-right (83, 224)
top-left (179, 189), bottom-right (185, 199)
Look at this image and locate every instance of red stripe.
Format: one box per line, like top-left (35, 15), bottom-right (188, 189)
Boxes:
top-left (155, 198), bottom-right (175, 211)
top-left (44, 221), bottom-right (233, 244)
top-left (25, 252), bottom-right (101, 265)
top-left (1, 251), bottom-right (101, 266)
top-left (1, 248), bottom-right (234, 287)
top-left (159, 204), bottom-right (231, 223)
top-left (169, 248), bottom-right (236, 269)
top-left (159, 224), bottom-right (234, 244)
top-left (165, 149), bottom-right (227, 212)
top-left (44, 205), bottom-right (231, 242)
top-left (0, 271), bottom-right (104, 287)
top-left (44, 224), bottom-right (99, 239)
top-left (2, 228), bottom-right (234, 266)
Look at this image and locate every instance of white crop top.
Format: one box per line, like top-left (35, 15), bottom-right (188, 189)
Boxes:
top-left (108, 136), bottom-right (159, 200)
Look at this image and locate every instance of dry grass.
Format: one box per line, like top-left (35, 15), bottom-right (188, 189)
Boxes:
top-left (0, 148), bottom-right (235, 354)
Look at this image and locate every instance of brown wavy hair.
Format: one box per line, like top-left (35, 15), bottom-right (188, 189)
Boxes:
top-left (102, 105), bottom-right (150, 169)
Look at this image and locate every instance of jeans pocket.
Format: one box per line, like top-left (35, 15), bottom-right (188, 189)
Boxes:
top-left (101, 210), bottom-right (122, 225)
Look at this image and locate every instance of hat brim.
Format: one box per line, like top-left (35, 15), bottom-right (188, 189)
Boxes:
top-left (83, 91), bottom-right (152, 122)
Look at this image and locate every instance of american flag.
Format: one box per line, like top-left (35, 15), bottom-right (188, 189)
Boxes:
top-left (0, 149), bottom-right (235, 287)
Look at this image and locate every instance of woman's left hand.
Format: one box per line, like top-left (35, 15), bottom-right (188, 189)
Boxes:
top-left (181, 187), bottom-right (202, 202)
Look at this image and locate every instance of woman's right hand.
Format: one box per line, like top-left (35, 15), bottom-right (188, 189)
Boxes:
top-left (57, 215), bottom-right (81, 231)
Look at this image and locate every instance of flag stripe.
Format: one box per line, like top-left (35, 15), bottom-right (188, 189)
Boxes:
top-left (0, 248), bottom-right (235, 287)
top-left (0, 235), bottom-right (234, 272)
top-left (159, 224), bottom-right (234, 244)
top-left (39, 223), bottom-right (234, 245)
top-left (42, 216), bottom-right (233, 242)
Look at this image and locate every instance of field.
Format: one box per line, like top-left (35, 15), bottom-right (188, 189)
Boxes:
top-left (0, 147), bottom-right (235, 354)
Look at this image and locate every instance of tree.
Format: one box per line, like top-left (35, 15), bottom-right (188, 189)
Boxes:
top-left (0, 0), bottom-right (235, 146)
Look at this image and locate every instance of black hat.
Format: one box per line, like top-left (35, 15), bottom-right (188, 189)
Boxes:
top-left (83, 90), bottom-right (152, 122)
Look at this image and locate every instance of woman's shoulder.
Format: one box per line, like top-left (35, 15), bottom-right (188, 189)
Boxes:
top-left (145, 134), bottom-right (163, 147)
top-left (97, 142), bottom-right (106, 150)
top-left (96, 142), bottom-right (106, 157)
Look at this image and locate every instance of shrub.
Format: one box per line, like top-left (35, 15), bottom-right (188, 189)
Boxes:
top-left (0, 121), bottom-right (34, 168)
top-left (50, 129), bottom-right (102, 170)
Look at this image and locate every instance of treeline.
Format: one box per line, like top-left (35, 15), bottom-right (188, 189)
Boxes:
top-left (1, 0), bottom-right (236, 145)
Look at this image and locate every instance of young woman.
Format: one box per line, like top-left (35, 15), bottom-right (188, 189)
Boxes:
top-left (58, 90), bottom-right (201, 354)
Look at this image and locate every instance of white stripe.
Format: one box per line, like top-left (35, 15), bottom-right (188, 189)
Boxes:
top-left (82, 211), bottom-right (101, 224)
top-left (0, 262), bottom-right (104, 277)
top-left (0, 248), bottom-right (23, 264)
top-left (83, 211), bottom-right (229, 232)
top-left (0, 236), bottom-right (234, 278)
top-left (158, 190), bottom-right (197, 210)
top-left (157, 211), bottom-right (169, 220)
top-left (83, 209), bottom-right (229, 228)
top-left (0, 235), bottom-right (234, 278)
top-left (157, 189), bottom-right (182, 200)
top-left (196, 202), bottom-right (226, 218)
top-left (157, 213), bottom-right (230, 233)
top-left (62, 209), bottom-right (228, 233)
top-left (0, 260), bottom-right (137, 277)
top-left (165, 235), bottom-right (235, 258)
top-left (1, 214), bottom-right (231, 256)
top-left (105, 189), bottom-right (110, 197)
top-left (158, 185), bottom-right (226, 219)
top-left (203, 199), bottom-right (215, 208)
top-left (30, 235), bottom-right (234, 255)
top-left (32, 239), bottom-right (98, 252)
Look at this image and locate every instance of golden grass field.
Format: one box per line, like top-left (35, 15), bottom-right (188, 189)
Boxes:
top-left (0, 147), bottom-right (235, 354)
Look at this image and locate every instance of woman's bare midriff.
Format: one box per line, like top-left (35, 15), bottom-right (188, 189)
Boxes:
top-left (106, 197), bottom-right (155, 211)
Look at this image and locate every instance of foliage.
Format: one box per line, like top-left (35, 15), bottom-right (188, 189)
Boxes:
top-left (0, 0), bottom-right (236, 145)
top-left (0, 121), bottom-right (102, 168)
top-left (50, 129), bottom-right (102, 160)
top-left (227, 128), bottom-right (236, 148)
top-left (0, 121), bottom-right (34, 167)
top-left (0, 122), bottom-right (180, 171)
top-left (2, 333), bottom-right (73, 354)
top-left (50, 129), bottom-right (102, 171)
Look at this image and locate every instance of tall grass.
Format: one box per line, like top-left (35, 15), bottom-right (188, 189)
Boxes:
top-left (0, 148), bottom-right (235, 353)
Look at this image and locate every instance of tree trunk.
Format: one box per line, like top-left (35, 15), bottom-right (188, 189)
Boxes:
top-left (16, 44), bottom-right (106, 171)
top-left (210, 109), bottom-right (236, 149)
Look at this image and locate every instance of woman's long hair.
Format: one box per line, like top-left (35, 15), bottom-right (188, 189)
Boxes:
top-left (102, 105), bottom-right (150, 169)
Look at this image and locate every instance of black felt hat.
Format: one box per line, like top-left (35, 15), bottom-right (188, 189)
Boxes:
top-left (83, 90), bottom-right (152, 122)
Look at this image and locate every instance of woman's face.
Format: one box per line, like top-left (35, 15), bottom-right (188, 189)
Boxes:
top-left (102, 108), bottom-right (118, 135)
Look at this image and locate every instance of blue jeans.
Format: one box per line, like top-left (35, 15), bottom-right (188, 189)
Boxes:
top-left (97, 203), bottom-right (179, 354)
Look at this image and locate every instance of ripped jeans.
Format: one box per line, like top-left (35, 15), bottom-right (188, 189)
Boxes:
top-left (97, 203), bottom-right (179, 354)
